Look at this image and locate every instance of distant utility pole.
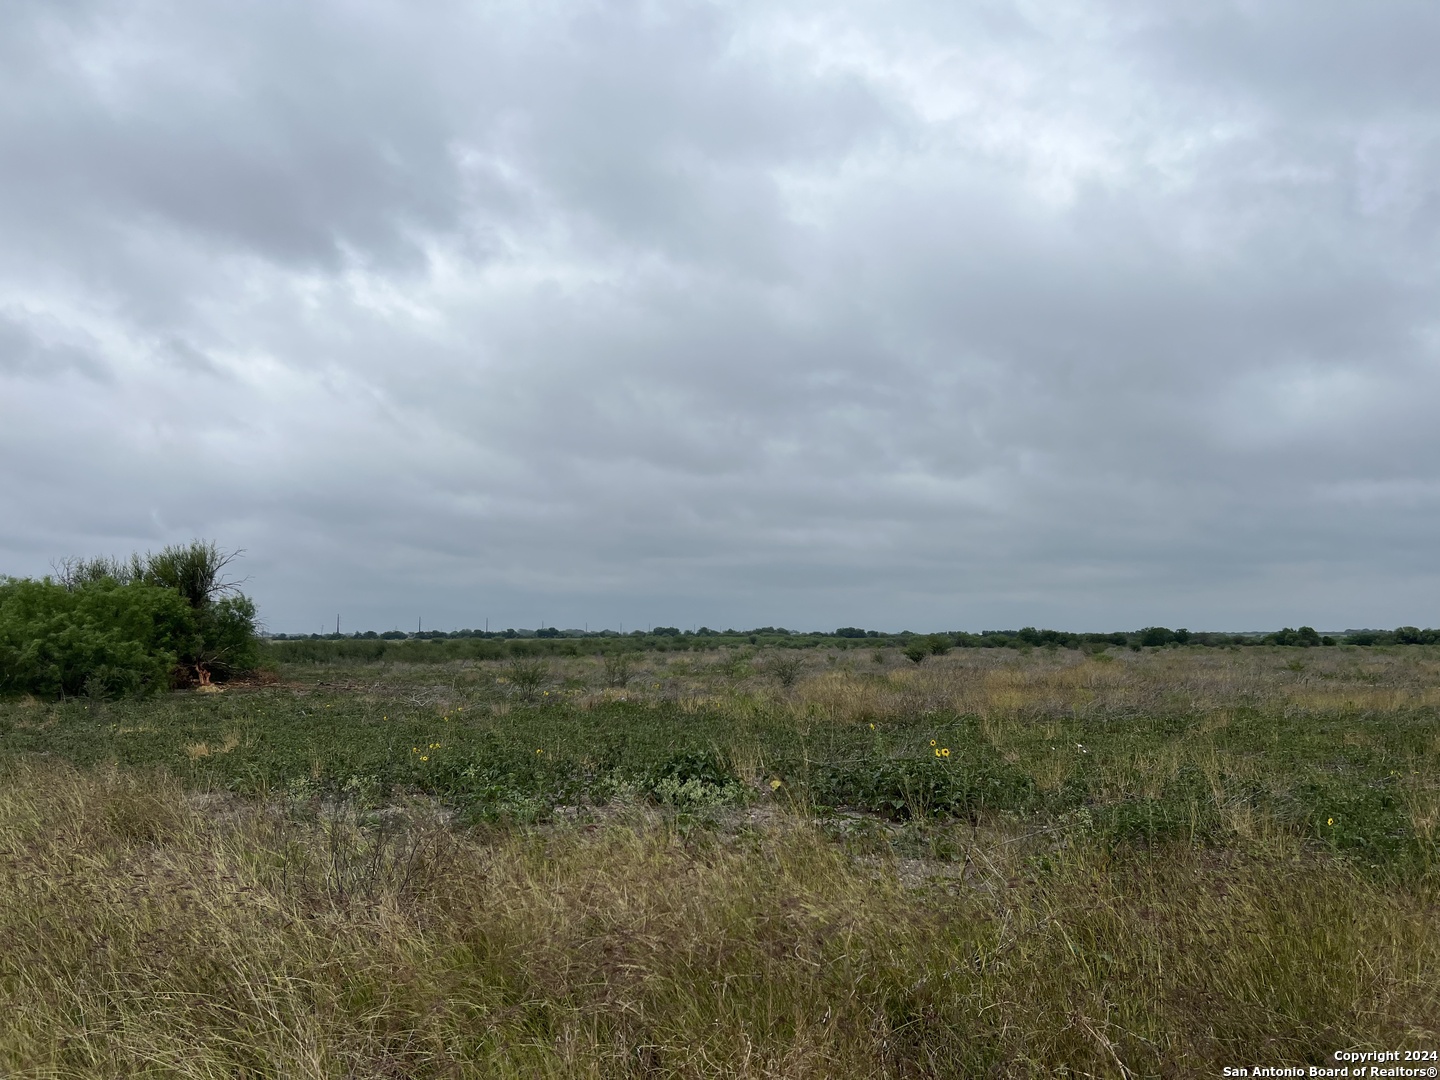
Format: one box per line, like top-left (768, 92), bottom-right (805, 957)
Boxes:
top-left (336, 614), bottom-right (340, 635)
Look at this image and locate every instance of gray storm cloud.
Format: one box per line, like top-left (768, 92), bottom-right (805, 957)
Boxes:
top-left (2, 0), bottom-right (1437, 632)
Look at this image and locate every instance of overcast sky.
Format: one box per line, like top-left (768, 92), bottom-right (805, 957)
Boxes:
top-left (2, 1), bottom-right (1438, 633)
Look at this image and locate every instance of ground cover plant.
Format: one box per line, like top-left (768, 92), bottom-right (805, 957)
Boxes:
top-left (1, 644), bottom-right (1438, 1075)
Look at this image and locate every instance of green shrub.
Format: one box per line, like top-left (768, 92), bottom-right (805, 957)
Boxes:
top-left (646, 750), bottom-right (742, 807)
top-left (1, 540), bottom-right (260, 698)
top-left (0, 577), bottom-right (194, 698)
top-left (191, 595), bottom-right (261, 678)
top-left (1267, 626), bottom-right (1323, 647)
top-left (506, 657), bottom-right (550, 700)
top-left (807, 743), bottom-right (1038, 821)
top-left (766, 653), bottom-right (803, 687)
top-left (601, 651), bottom-right (633, 688)
top-left (136, 540), bottom-right (243, 609)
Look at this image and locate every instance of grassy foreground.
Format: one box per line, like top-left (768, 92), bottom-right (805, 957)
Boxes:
top-left (1, 645), bottom-right (1439, 1076)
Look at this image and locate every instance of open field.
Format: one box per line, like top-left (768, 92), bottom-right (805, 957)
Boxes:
top-left (2, 644), bottom-right (1439, 1076)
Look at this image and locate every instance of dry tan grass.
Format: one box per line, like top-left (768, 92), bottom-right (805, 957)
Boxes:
top-left (694, 645), bottom-right (1440, 726)
top-left (323, 642), bottom-right (1440, 728)
top-left (184, 732), bottom-right (242, 760)
top-left (0, 761), bottom-right (1436, 1077)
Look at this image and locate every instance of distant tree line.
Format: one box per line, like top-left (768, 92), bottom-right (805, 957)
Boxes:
top-left (264, 622), bottom-right (1440, 665)
top-left (0, 541), bottom-right (260, 698)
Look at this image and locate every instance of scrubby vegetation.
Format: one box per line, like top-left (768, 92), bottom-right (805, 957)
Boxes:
top-left (0, 541), bottom-right (259, 698)
top-left (1, 643), bottom-right (1438, 1075)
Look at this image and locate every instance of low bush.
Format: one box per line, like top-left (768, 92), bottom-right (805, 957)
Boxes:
top-left (809, 746), bottom-right (1039, 820)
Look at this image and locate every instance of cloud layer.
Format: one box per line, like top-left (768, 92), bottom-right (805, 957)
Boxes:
top-left (3, 0), bottom-right (1438, 632)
